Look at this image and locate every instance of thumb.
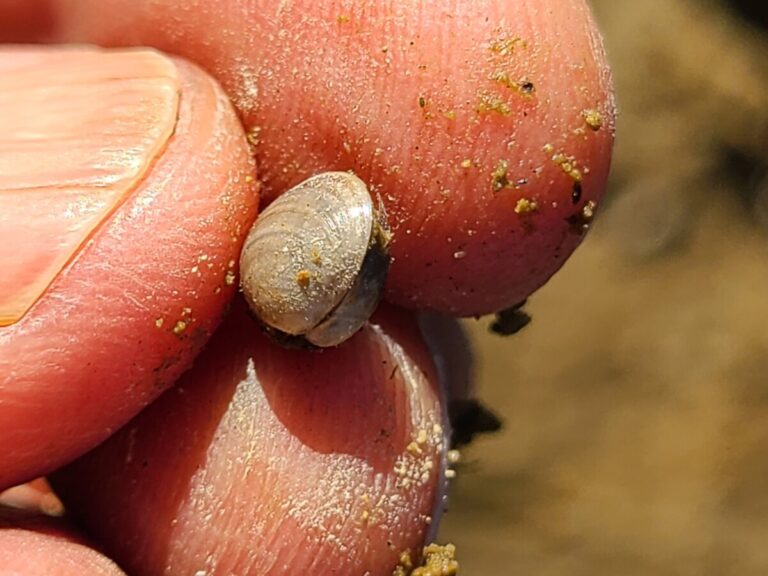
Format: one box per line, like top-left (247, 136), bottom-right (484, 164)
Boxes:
top-left (0, 46), bottom-right (258, 488)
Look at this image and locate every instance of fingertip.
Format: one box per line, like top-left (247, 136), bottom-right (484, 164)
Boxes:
top-left (52, 303), bottom-right (447, 575)
top-left (376, 0), bottom-right (615, 314)
top-left (25, 0), bottom-right (614, 315)
top-left (0, 508), bottom-right (126, 576)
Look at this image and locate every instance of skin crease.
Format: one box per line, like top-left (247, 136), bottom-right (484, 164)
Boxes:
top-left (0, 49), bottom-right (181, 325)
top-left (51, 304), bottom-right (446, 576)
top-left (4, 0), bottom-right (614, 315)
top-left (0, 0), bottom-right (615, 572)
top-left (0, 53), bottom-right (259, 489)
top-left (0, 509), bottom-right (126, 576)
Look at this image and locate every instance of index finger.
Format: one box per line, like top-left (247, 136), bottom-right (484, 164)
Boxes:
top-left (6, 0), bottom-right (615, 316)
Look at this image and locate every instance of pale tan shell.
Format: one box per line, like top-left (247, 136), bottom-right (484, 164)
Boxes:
top-left (239, 171), bottom-right (390, 347)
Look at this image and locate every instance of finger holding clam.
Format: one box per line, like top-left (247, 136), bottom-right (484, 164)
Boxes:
top-left (239, 171), bottom-right (391, 347)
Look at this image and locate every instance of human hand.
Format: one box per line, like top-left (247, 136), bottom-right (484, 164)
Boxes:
top-left (0, 1), bottom-right (614, 574)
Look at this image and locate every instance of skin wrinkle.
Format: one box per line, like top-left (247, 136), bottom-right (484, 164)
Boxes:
top-left (252, 323), bottom-right (434, 571)
top-left (0, 511), bottom-right (126, 576)
top-left (0, 51), bottom-right (257, 488)
top-left (0, 1), bottom-right (614, 570)
top-left (176, 359), bottom-right (276, 575)
top-left (51, 306), bottom-right (443, 575)
top-left (40, 0), bottom-right (613, 315)
top-left (0, 50), bottom-right (180, 326)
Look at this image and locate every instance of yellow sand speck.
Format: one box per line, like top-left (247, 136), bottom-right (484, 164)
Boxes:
top-left (393, 551), bottom-right (414, 576)
top-left (460, 159), bottom-right (472, 169)
top-left (582, 200), bottom-right (597, 220)
top-left (414, 544), bottom-right (459, 576)
top-left (491, 160), bottom-right (511, 192)
top-left (154, 317), bottom-right (164, 329)
top-left (296, 269), bottom-right (311, 288)
top-left (173, 320), bottom-right (187, 336)
top-left (407, 441), bottom-right (424, 456)
top-left (582, 109), bottom-right (603, 131)
top-left (488, 33), bottom-right (526, 57)
top-left (224, 271), bottom-right (236, 286)
top-left (515, 198), bottom-right (539, 214)
top-left (394, 428), bottom-right (437, 490)
top-left (550, 151), bottom-right (585, 184)
top-left (476, 92), bottom-right (511, 116)
top-left (246, 126), bottom-right (262, 147)
top-left (394, 456), bottom-right (434, 489)
top-left (393, 544), bottom-right (459, 576)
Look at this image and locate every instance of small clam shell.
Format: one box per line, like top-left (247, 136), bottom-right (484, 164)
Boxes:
top-left (240, 171), bottom-right (390, 347)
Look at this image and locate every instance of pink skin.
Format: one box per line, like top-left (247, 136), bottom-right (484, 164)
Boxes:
top-left (0, 48), bottom-right (182, 325)
top-left (6, 0), bottom-right (614, 315)
top-left (0, 54), bottom-right (259, 489)
top-left (0, 0), bottom-right (614, 571)
top-left (0, 509), bottom-right (126, 576)
top-left (51, 304), bottom-right (445, 575)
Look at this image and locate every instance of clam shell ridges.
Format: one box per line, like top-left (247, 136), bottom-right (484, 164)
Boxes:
top-left (240, 172), bottom-right (374, 336)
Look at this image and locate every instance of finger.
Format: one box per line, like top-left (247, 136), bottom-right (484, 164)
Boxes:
top-left (0, 47), bottom-right (257, 489)
top-left (0, 0), bottom-right (55, 42)
top-left (0, 507), bottom-right (126, 576)
top-left (418, 313), bottom-right (474, 405)
top-left (51, 304), bottom-right (447, 576)
top-left (3, 0), bottom-right (614, 316)
top-left (0, 479), bottom-right (63, 516)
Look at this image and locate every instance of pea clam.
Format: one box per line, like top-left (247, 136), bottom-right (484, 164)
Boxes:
top-left (239, 171), bottom-right (391, 347)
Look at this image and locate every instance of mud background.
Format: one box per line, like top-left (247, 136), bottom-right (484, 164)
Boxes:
top-left (439, 1), bottom-right (768, 573)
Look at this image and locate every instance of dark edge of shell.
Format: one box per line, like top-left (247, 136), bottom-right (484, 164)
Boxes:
top-left (255, 203), bottom-right (392, 349)
top-left (304, 210), bottom-right (391, 347)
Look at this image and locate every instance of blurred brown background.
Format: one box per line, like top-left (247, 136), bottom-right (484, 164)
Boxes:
top-left (439, 1), bottom-right (768, 573)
